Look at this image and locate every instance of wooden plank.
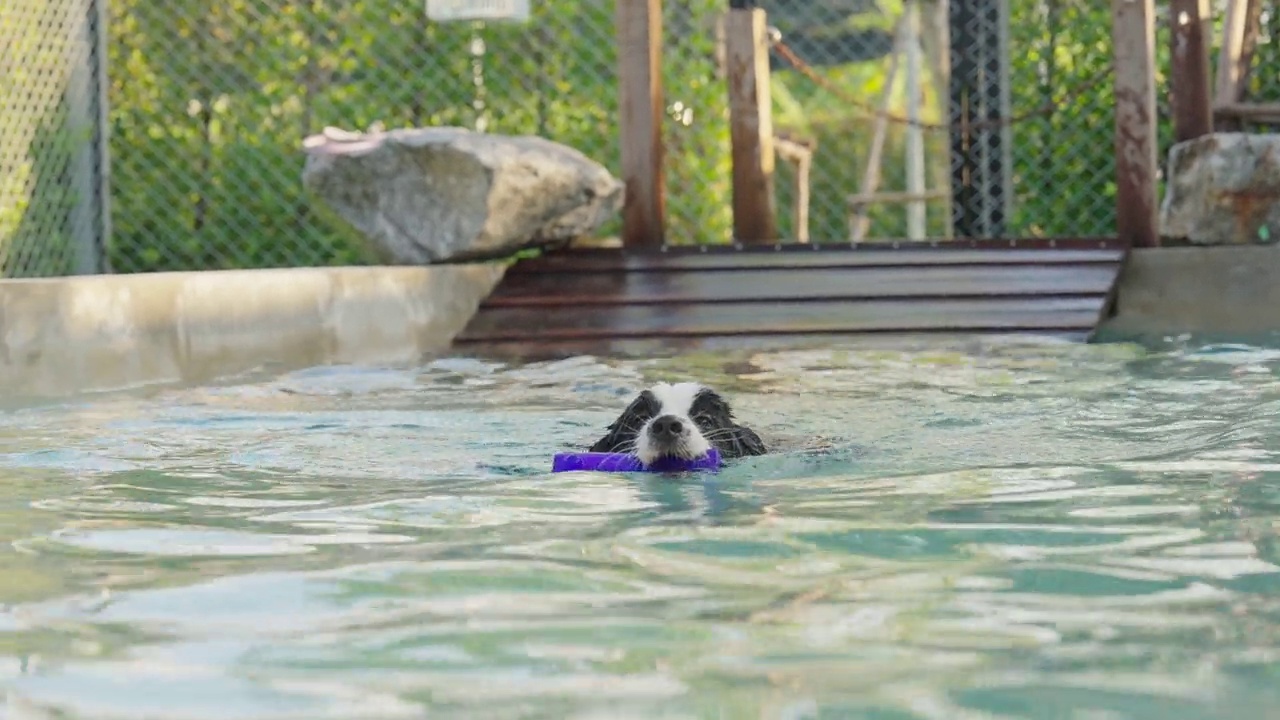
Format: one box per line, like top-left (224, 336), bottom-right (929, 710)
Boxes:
top-left (457, 297), bottom-right (1107, 342)
top-left (616, 0), bottom-right (666, 247)
top-left (725, 7), bottom-right (778, 244)
top-left (507, 247), bottom-right (1125, 274)
top-left (849, 190), bottom-right (949, 209)
top-left (1214, 102), bottom-right (1280, 123)
top-left (1169, 0), bottom-right (1213, 142)
top-left (1111, 0), bottom-right (1160, 248)
top-left (486, 264), bottom-right (1121, 306)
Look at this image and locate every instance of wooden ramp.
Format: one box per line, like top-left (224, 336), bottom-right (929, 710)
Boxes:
top-left (454, 238), bottom-right (1128, 358)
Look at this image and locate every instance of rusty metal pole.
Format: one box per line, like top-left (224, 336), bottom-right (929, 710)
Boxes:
top-left (1111, 0), bottom-right (1160, 248)
top-left (725, 0), bottom-right (778, 244)
top-left (1169, 0), bottom-right (1214, 142)
top-left (617, 0), bottom-right (666, 248)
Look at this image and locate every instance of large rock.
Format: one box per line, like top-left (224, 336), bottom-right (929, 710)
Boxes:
top-left (302, 126), bottom-right (624, 264)
top-left (1160, 132), bottom-right (1280, 245)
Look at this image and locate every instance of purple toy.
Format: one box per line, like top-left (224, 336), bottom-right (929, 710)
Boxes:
top-left (552, 448), bottom-right (721, 474)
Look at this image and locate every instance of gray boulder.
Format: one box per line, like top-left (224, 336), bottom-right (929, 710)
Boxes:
top-left (302, 126), bottom-right (624, 264)
top-left (1160, 132), bottom-right (1280, 245)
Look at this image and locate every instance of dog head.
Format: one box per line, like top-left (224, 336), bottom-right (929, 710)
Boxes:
top-left (590, 382), bottom-right (766, 465)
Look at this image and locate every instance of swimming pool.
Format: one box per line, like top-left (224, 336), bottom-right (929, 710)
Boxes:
top-left (2, 335), bottom-right (1279, 719)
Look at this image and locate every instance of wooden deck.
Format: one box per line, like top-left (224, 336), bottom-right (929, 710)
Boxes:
top-left (453, 238), bottom-right (1128, 358)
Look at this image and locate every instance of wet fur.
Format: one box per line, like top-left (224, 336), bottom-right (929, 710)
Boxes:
top-left (590, 382), bottom-right (767, 463)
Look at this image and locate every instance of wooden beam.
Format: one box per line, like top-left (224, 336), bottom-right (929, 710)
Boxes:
top-left (1216, 0), bottom-right (1251, 109)
top-left (775, 133), bottom-right (814, 243)
top-left (1111, 0), bottom-right (1160, 248)
top-left (849, 190), bottom-right (949, 210)
top-left (725, 6), bottom-right (777, 244)
top-left (1236, 0), bottom-right (1264, 94)
top-left (616, 0), bottom-right (665, 248)
top-left (904, 0), bottom-right (927, 240)
top-left (1215, 102), bottom-right (1280, 123)
top-left (1215, 0), bottom-right (1263, 131)
top-left (1169, 0), bottom-right (1213, 141)
top-left (850, 15), bottom-right (906, 242)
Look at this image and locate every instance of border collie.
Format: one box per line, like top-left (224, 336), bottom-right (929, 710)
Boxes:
top-left (590, 382), bottom-right (767, 465)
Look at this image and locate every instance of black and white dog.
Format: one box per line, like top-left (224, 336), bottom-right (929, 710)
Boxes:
top-left (590, 382), bottom-right (767, 465)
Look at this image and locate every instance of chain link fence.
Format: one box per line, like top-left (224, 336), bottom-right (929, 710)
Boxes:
top-left (102, 0), bottom-right (737, 272)
top-left (3, 0), bottom-right (1275, 276)
top-left (764, 0), bottom-right (1125, 242)
top-left (1236, 2), bottom-right (1280, 129)
top-left (1, 0), bottom-right (110, 277)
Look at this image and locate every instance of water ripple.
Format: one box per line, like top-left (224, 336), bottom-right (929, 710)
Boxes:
top-left (3, 337), bottom-right (1280, 718)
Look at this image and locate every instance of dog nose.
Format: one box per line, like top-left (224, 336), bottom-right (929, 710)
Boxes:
top-left (650, 415), bottom-right (684, 438)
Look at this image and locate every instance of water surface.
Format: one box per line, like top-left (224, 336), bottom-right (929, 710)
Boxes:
top-left (2, 336), bottom-right (1280, 719)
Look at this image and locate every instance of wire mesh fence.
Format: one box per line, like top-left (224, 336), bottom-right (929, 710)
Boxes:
top-left (3, 0), bottom-right (1275, 276)
top-left (1236, 2), bottom-right (1280, 129)
top-left (102, 0), bottom-right (740, 272)
top-left (1, 0), bottom-right (110, 278)
top-left (763, 0), bottom-right (1125, 243)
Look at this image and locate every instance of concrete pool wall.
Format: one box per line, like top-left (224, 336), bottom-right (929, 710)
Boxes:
top-left (0, 262), bottom-right (505, 399)
top-left (1098, 246), bottom-right (1280, 340)
top-left (1, 245), bottom-right (1277, 399)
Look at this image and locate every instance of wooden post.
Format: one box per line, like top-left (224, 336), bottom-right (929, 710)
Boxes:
top-left (850, 15), bottom-right (906, 242)
top-left (1215, 0), bottom-right (1262, 130)
top-left (616, 0), bottom-right (665, 247)
top-left (1111, 0), bottom-right (1160, 248)
top-left (904, 0), bottom-right (926, 240)
top-left (725, 2), bottom-right (777, 244)
top-left (775, 133), bottom-right (814, 242)
top-left (1169, 0), bottom-right (1213, 142)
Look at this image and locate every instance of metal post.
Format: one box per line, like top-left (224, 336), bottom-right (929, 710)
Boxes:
top-left (905, 0), bottom-right (926, 239)
top-left (948, 0), bottom-right (1008, 239)
top-left (91, 0), bottom-right (113, 272)
top-left (66, 0), bottom-right (106, 275)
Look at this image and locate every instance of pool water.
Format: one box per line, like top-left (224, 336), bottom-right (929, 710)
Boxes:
top-left (3, 336), bottom-right (1280, 719)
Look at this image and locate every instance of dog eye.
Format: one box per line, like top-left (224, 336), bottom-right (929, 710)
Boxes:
top-left (693, 415), bottom-right (714, 427)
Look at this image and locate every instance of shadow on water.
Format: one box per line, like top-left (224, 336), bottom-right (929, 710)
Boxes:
top-left (4, 337), bottom-right (1280, 717)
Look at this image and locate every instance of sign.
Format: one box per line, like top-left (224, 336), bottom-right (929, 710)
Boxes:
top-left (426, 0), bottom-right (530, 22)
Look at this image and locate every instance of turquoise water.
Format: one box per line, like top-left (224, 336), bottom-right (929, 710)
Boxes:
top-left (3, 336), bottom-right (1280, 719)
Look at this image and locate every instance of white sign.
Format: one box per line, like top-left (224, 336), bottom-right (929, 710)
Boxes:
top-left (427, 0), bottom-right (530, 22)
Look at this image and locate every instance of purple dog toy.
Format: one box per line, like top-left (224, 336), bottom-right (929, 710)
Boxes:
top-left (552, 448), bottom-right (721, 473)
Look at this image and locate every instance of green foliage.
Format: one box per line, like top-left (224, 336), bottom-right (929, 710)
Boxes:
top-left (1005, 0), bottom-right (1119, 237)
top-left (767, 0), bottom-right (1156, 241)
top-left (1, 0), bottom-right (84, 277)
top-left (104, 0), bottom-right (735, 270)
top-left (17, 0), bottom-right (1189, 273)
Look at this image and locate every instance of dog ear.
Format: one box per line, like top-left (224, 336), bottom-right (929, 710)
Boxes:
top-left (727, 424), bottom-right (768, 457)
top-left (589, 392), bottom-right (655, 453)
top-left (691, 388), bottom-right (735, 423)
top-left (589, 422), bottom-right (626, 453)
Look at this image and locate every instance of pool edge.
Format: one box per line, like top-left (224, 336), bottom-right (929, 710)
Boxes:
top-left (0, 263), bottom-right (507, 399)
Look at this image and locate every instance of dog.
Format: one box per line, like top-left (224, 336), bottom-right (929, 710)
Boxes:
top-left (590, 382), bottom-right (767, 465)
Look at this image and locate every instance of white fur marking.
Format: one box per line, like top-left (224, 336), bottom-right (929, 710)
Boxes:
top-left (636, 382), bottom-right (711, 465)
top-left (649, 382), bottom-right (703, 416)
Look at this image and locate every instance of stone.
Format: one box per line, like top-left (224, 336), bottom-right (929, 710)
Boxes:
top-left (302, 126), bottom-right (624, 264)
top-left (1160, 132), bottom-right (1280, 245)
